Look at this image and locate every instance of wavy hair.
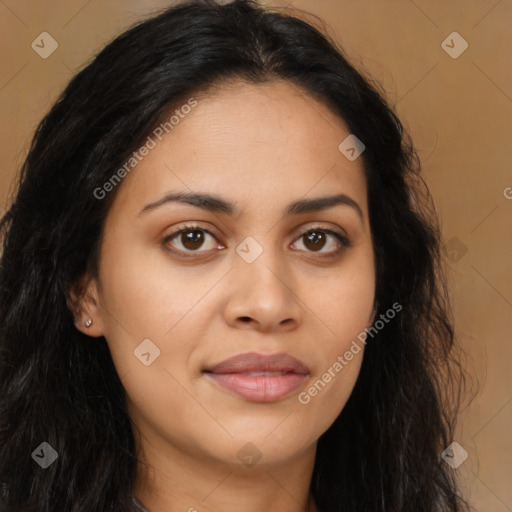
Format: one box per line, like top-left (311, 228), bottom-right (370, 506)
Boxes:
top-left (0, 0), bottom-right (471, 510)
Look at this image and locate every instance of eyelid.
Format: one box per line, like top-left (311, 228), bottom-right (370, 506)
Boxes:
top-left (290, 226), bottom-right (351, 257)
top-left (162, 222), bottom-right (350, 257)
top-left (294, 223), bottom-right (348, 241)
top-left (162, 223), bottom-right (223, 256)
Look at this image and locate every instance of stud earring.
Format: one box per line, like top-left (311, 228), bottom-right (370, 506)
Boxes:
top-left (84, 318), bottom-right (93, 327)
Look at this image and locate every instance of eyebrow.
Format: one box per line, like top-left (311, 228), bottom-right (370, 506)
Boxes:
top-left (138, 191), bottom-right (364, 222)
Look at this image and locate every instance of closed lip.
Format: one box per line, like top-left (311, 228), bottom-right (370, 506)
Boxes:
top-left (203, 351), bottom-right (309, 375)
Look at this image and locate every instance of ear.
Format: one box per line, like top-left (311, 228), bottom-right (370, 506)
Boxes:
top-left (67, 274), bottom-right (106, 338)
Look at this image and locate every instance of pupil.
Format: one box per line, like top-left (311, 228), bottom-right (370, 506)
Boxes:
top-left (183, 230), bottom-right (204, 250)
top-left (305, 231), bottom-right (325, 251)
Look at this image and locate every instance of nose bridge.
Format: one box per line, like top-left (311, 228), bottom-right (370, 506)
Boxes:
top-left (224, 232), bottom-right (302, 330)
top-left (235, 232), bottom-right (289, 298)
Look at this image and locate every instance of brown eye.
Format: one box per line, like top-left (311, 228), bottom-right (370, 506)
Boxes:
top-left (292, 228), bottom-right (349, 256)
top-left (163, 225), bottom-right (222, 255)
top-left (163, 224), bottom-right (349, 259)
top-left (303, 231), bottom-right (327, 251)
top-left (180, 229), bottom-right (206, 251)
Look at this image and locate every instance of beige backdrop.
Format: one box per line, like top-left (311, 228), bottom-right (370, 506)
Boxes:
top-left (1, 1), bottom-right (511, 510)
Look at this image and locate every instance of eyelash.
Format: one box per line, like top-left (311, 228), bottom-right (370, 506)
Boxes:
top-left (162, 223), bottom-right (351, 259)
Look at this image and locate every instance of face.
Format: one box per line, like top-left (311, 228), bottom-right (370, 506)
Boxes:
top-left (77, 79), bottom-right (375, 473)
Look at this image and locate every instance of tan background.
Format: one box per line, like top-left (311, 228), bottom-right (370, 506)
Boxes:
top-left (1, 1), bottom-right (511, 510)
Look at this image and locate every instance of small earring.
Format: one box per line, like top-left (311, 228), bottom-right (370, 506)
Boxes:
top-left (84, 318), bottom-right (93, 327)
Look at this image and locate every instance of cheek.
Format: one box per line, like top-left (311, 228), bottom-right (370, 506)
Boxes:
top-left (295, 251), bottom-right (373, 427)
top-left (297, 355), bottom-right (363, 444)
top-left (98, 235), bottom-right (219, 341)
top-left (310, 252), bottom-right (375, 343)
top-left (98, 247), bottom-right (207, 426)
top-left (96, 238), bottom-right (218, 389)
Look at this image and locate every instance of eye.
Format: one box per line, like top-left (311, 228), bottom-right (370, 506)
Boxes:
top-left (291, 227), bottom-right (350, 257)
top-left (163, 224), bottom-right (223, 257)
top-left (162, 224), bottom-right (350, 258)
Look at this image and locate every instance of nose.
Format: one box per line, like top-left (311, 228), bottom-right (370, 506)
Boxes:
top-left (223, 250), bottom-right (303, 333)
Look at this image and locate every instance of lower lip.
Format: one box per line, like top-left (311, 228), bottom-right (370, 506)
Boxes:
top-left (204, 372), bottom-right (307, 402)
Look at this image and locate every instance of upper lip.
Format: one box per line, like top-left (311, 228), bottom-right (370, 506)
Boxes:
top-left (204, 352), bottom-right (309, 375)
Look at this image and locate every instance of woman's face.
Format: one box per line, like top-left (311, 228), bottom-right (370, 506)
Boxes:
top-left (79, 79), bottom-right (375, 471)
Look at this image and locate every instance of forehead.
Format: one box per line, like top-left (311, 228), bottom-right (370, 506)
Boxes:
top-left (107, 79), bottom-right (369, 222)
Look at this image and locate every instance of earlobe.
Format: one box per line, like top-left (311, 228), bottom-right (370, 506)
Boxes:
top-left (67, 275), bottom-right (105, 338)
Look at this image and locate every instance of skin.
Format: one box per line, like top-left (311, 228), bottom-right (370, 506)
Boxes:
top-left (73, 79), bottom-right (376, 512)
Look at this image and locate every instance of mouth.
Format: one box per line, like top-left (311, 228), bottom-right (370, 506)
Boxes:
top-left (202, 352), bottom-right (309, 403)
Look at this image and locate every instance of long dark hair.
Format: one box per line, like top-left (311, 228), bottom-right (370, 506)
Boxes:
top-left (0, 1), bottom-right (471, 510)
